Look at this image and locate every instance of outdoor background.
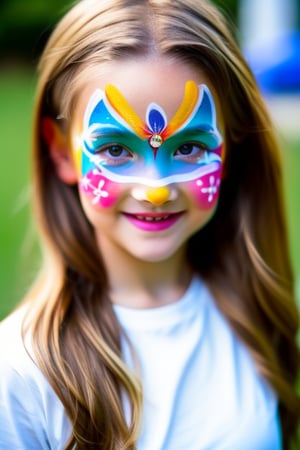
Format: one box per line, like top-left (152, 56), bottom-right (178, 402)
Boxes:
top-left (0, 0), bottom-right (299, 320)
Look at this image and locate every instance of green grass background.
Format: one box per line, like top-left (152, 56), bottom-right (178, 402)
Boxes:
top-left (0, 69), bottom-right (299, 320)
top-left (0, 69), bottom-right (37, 319)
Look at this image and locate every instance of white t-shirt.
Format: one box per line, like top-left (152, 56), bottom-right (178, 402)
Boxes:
top-left (0, 277), bottom-right (281, 449)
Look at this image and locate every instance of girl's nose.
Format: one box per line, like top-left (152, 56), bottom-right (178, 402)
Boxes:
top-left (131, 186), bottom-right (177, 206)
top-left (146, 187), bottom-right (170, 206)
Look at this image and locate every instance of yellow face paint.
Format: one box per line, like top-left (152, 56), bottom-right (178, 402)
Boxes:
top-left (75, 81), bottom-right (224, 210)
top-left (145, 186), bottom-right (171, 206)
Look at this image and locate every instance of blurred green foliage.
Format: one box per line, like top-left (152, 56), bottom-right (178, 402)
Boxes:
top-left (0, 0), bottom-right (73, 62)
top-left (282, 138), bottom-right (300, 278)
top-left (0, 69), bottom-right (36, 318)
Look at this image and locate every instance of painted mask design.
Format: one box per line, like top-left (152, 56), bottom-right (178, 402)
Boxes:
top-left (73, 80), bottom-right (224, 209)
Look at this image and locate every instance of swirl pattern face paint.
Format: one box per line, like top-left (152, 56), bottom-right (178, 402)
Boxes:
top-left (73, 80), bottom-right (224, 209)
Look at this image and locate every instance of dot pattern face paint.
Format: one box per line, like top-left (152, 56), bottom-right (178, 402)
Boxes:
top-left (73, 81), bottom-right (224, 209)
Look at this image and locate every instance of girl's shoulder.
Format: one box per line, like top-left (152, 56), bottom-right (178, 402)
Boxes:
top-left (0, 305), bottom-right (30, 366)
top-left (0, 305), bottom-right (71, 449)
top-left (0, 304), bottom-right (40, 387)
top-left (0, 303), bottom-right (49, 392)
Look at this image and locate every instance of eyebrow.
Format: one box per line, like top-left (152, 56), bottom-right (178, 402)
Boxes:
top-left (84, 122), bottom-right (222, 150)
top-left (86, 125), bottom-right (134, 140)
top-left (183, 126), bottom-right (217, 133)
top-left (172, 126), bottom-right (221, 139)
top-left (87, 123), bottom-right (219, 135)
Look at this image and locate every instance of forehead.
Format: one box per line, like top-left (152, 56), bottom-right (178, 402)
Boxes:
top-left (72, 58), bottom-right (224, 131)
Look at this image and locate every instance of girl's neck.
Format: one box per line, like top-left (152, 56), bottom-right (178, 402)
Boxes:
top-left (110, 266), bottom-right (192, 309)
top-left (97, 239), bottom-right (192, 309)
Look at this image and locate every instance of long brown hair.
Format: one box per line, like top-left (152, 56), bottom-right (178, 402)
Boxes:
top-left (23, 0), bottom-right (300, 448)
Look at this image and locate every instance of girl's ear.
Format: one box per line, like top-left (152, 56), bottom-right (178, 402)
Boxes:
top-left (41, 117), bottom-right (78, 185)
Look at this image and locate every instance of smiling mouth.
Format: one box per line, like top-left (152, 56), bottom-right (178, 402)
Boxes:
top-left (135, 214), bottom-right (171, 222)
top-left (122, 212), bottom-right (184, 231)
top-left (124, 212), bottom-right (182, 220)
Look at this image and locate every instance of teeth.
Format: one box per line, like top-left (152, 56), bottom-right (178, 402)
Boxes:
top-left (136, 215), bottom-right (170, 222)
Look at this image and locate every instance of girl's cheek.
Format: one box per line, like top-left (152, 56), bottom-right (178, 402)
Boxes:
top-left (78, 166), bottom-right (223, 210)
top-left (79, 169), bottom-right (120, 208)
top-left (186, 167), bottom-right (222, 209)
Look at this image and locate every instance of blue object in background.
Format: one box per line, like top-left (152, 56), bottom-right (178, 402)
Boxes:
top-left (245, 31), bottom-right (300, 94)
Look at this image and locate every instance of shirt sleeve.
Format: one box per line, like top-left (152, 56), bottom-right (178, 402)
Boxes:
top-left (0, 308), bottom-right (71, 449)
top-left (0, 362), bottom-right (49, 449)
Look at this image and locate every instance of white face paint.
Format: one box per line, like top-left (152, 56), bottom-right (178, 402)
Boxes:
top-left (73, 80), bottom-right (224, 209)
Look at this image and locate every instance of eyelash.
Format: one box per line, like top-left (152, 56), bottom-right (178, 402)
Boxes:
top-left (95, 141), bottom-right (209, 165)
top-left (174, 142), bottom-right (208, 160)
top-left (96, 144), bottom-right (134, 164)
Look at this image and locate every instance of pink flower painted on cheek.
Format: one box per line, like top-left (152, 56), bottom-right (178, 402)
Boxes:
top-left (80, 169), bottom-right (120, 208)
top-left (188, 168), bottom-right (222, 209)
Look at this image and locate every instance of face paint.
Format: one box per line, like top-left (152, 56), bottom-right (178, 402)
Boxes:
top-left (73, 80), bottom-right (224, 209)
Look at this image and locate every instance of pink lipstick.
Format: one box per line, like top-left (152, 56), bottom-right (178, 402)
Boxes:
top-left (123, 212), bottom-right (184, 231)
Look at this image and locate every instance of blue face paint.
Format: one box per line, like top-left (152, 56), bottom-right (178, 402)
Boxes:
top-left (73, 81), bottom-right (224, 209)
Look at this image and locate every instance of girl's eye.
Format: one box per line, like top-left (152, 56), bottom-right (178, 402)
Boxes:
top-left (174, 143), bottom-right (208, 161)
top-left (105, 145), bottom-right (128, 157)
top-left (97, 144), bottom-right (133, 165)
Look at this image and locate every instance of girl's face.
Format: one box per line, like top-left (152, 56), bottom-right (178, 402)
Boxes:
top-left (69, 59), bottom-right (225, 263)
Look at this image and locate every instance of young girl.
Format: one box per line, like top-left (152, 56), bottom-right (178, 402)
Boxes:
top-left (0, 0), bottom-right (299, 448)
